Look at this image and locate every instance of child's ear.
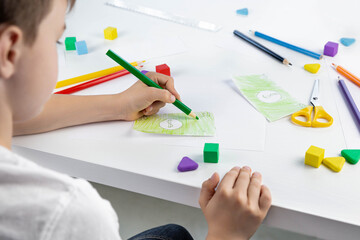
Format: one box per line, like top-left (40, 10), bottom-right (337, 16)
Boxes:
top-left (0, 25), bottom-right (23, 79)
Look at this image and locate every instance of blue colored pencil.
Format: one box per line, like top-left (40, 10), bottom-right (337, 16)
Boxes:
top-left (338, 78), bottom-right (360, 129)
top-left (250, 30), bottom-right (323, 60)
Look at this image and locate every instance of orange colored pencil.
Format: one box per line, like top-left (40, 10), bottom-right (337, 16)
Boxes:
top-left (332, 63), bottom-right (360, 88)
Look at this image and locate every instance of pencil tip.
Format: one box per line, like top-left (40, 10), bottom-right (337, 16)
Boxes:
top-left (289, 63), bottom-right (292, 66)
top-left (189, 112), bottom-right (198, 120)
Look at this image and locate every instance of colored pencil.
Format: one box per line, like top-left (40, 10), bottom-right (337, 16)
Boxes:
top-left (332, 63), bottom-right (360, 88)
top-left (55, 60), bottom-right (145, 89)
top-left (233, 30), bottom-right (292, 66)
top-left (338, 78), bottom-right (360, 128)
top-left (54, 69), bottom-right (131, 94)
top-left (250, 30), bottom-right (323, 60)
top-left (106, 49), bottom-right (199, 120)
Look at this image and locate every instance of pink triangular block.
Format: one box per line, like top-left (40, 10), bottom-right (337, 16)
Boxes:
top-left (177, 157), bottom-right (198, 172)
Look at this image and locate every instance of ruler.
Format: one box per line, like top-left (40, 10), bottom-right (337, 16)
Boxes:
top-left (106, 0), bottom-right (222, 32)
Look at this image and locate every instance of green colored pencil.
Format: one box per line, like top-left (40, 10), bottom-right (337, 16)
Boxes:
top-left (106, 50), bottom-right (199, 120)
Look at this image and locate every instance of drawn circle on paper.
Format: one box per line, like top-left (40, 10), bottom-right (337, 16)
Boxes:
top-left (256, 90), bottom-right (282, 103)
top-left (159, 119), bottom-right (182, 130)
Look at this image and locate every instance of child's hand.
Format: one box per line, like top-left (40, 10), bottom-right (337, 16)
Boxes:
top-left (199, 167), bottom-right (272, 240)
top-left (115, 72), bottom-right (181, 120)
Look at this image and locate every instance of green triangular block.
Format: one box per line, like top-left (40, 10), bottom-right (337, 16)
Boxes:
top-left (341, 149), bottom-right (360, 164)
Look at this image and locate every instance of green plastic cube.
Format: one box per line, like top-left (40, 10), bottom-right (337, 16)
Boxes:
top-left (204, 143), bottom-right (219, 163)
top-left (65, 37), bottom-right (77, 51)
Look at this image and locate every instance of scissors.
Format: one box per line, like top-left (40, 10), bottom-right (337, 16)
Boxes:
top-left (291, 79), bottom-right (333, 128)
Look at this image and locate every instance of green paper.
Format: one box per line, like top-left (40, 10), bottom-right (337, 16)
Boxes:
top-left (133, 112), bottom-right (215, 136)
top-left (233, 74), bottom-right (306, 122)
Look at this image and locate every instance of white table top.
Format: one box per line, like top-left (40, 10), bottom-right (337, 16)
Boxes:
top-left (13, 0), bottom-right (360, 239)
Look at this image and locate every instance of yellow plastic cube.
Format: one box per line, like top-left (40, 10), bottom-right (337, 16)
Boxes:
top-left (305, 145), bottom-right (324, 168)
top-left (323, 157), bottom-right (345, 172)
top-left (104, 27), bottom-right (118, 40)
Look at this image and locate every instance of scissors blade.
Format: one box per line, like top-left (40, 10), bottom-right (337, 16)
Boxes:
top-left (310, 79), bottom-right (320, 107)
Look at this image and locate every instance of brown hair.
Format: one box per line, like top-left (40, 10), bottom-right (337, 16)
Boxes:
top-left (0, 0), bottom-right (76, 45)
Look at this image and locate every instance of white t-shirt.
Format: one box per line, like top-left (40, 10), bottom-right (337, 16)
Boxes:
top-left (0, 145), bottom-right (122, 240)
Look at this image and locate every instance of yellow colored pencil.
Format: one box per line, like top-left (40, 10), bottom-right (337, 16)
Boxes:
top-left (55, 60), bottom-right (145, 88)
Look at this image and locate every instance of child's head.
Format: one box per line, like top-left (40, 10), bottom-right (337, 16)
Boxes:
top-left (0, 0), bottom-right (75, 122)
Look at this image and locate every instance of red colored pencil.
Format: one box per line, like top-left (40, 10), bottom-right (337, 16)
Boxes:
top-left (54, 69), bottom-right (131, 94)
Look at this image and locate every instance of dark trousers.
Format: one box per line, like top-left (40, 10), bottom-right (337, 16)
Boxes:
top-left (128, 224), bottom-right (194, 240)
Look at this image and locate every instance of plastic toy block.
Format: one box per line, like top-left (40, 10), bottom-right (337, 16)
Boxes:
top-left (177, 156), bottom-right (198, 172)
top-left (305, 145), bottom-right (324, 168)
top-left (341, 149), bottom-right (360, 164)
top-left (75, 41), bottom-right (88, 55)
top-left (204, 143), bottom-right (219, 163)
top-left (156, 64), bottom-right (171, 76)
top-left (236, 8), bottom-right (248, 16)
top-left (340, 38), bottom-right (356, 47)
top-left (323, 157), bottom-right (345, 172)
top-left (304, 63), bottom-right (320, 74)
top-left (104, 27), bottom-right (118, 40)
top-left (65, 37), bottom-right (76, 51)
top-left (323, 41), bottom-right (338, 57)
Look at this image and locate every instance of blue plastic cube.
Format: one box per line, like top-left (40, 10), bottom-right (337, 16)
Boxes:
top-left (75, 41), bottom-right (88, 55)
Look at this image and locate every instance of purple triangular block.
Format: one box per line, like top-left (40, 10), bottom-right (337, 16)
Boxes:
top-left (177, 157), bottom-right (198, 172)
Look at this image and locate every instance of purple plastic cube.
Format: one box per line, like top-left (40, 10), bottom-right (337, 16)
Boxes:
top-left (324, 41), bottom-right (338, 57)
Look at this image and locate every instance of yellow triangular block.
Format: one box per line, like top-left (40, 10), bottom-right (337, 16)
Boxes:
top-left (323, 157), bottom-right (345, 172)
top-left (304, 63), bottom-right (321, 74)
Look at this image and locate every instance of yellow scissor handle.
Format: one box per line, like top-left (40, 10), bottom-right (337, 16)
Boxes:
top-left (312, 106), bottom-right (333, 128)
top-left (291, 106), bottom-right (313, 127)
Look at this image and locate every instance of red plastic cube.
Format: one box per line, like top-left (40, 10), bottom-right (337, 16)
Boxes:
top-left (156, 64), bottom-right (171, 76)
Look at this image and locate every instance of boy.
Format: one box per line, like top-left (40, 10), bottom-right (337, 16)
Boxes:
top-left (0, 0), bottom-right (272, 239)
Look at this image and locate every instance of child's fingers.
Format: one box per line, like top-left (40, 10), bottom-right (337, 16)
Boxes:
top-left (156, 75), bottom-right (180, 99)
top-left (146, 72), bottom-right (181, 101)
top-left (234, 166), bottom-right (252, 196)
top-left (247, 172), bottom-right (262, 206)
top-left (199, 172), bottom-right (220, 210)
top-left (164, 83), bottom-right (181, 102)
top-left (143, 101), bottom-right (166, 115)
top-left (217, 167), bottom-right (241, 192)
top-left (146, 88), bottom-right (176, 104)
top-left (259, 185), bottom-right (272, 212)
top-left (134, 111), bottom-right (145, 120)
